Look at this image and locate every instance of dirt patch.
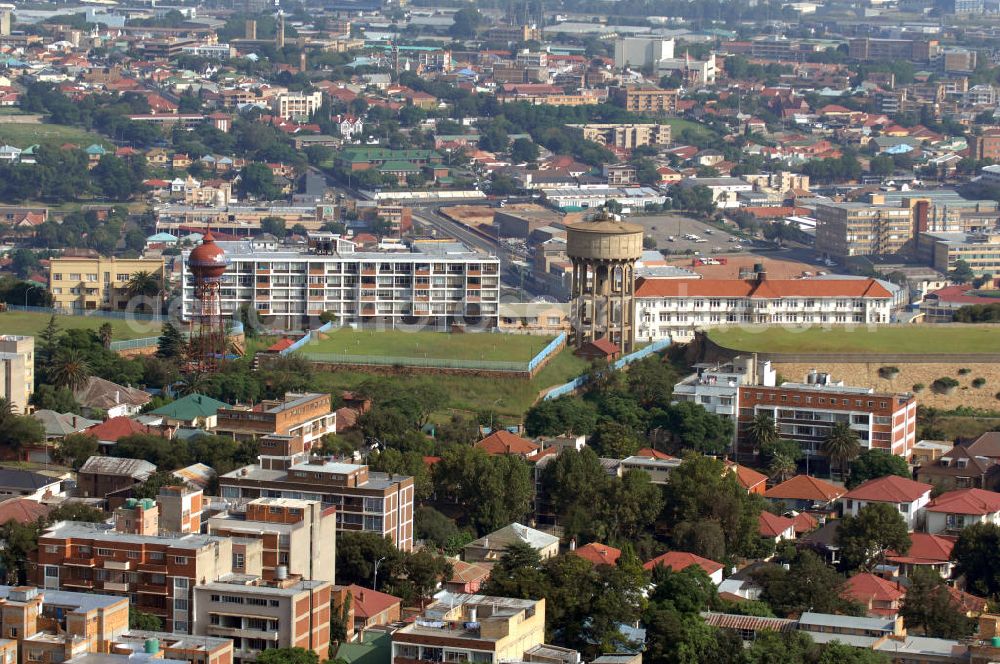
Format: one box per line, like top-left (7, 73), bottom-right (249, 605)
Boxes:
top-left (773, 361), bottom-right (1000, 410)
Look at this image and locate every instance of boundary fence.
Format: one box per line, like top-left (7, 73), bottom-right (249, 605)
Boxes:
top-left (290, 329), bottom-right (566, 375)
top-left (544, 338), bottom-right (671, 400)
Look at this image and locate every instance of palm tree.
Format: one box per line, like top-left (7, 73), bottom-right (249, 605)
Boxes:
top-left (177, 371), bottom-right (209, 397)
top-left (98, 322), bottom-right (113, 349)
top-left (125, 271), bottom-right (162, 313)
top-left (822, 421), bottom-right (861, 481)
top-left (0, 397), bottom-right (13, 424)
top-left (769, 453), bottom-right (796, 483)
top-left (50, 350), bottom-right (92, 393)
top-left (747, 412), bottom-right (779, 457)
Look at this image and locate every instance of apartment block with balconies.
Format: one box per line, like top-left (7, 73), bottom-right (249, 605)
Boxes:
top-left (207, 497), bottom-right (336, 583)
top-left (32, 510), bottom-right (246, 634)
top-left (737, 375), bottom-right (917, 461)
top-left (220, 453), bottom-right (413, 551)
top-left (391, 594), bottom-right (556, 664)
top-left (180, 239), bottom-right (500, 330)
top-left (48, 257), bottom-right (164, 312)
top-left (0, 585), bottom-right (129, 663)
top-left (193, 578), bottom-right (331, 664)
top-left (0, 336), bottom-right (33, 415)
top-left (214, 393), bottom-right (336, 450)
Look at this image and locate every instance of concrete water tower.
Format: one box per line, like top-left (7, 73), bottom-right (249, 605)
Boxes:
top-left (566, 212), bottom-right (644, 353)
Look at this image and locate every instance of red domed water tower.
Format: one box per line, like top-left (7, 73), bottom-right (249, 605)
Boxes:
top-left (187, 231), bottom-right (230, 371)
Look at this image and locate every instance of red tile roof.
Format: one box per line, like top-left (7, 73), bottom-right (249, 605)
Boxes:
top-left (0, 497), bottom-right (51, 525)
top-left (733, 464), bottom-right (768, 491)
top-left (643, 551), bottom-right (724, 576)
top-left (764, 475), bottom-right (845, 502)
top-left (635, 447), bottom-right (675, 460)
top-left (926, 488), bottom-right (1000, 516)
top-left (792, 511), bottom-right (819, 534)
top-left (85, 417), bottom-right (159, 443)
top-left (844, 476), bottom-right (932, 503)
top-left (635, 277), bottom-right (892, 299)
top-left (572, 542), bottom-right (622, 566)
top-left (265, 338), bottom-right (297, 352)
top-left (348, 584), bottom-right (401, 620)
top-left (475, 430), bottom-right (540, 457)
top-left (759, 511), bottom-right (796, 538)
top-left (841, 573), bottom-right (905, 606)
top-left (887, 532), bottom-right (955, 566)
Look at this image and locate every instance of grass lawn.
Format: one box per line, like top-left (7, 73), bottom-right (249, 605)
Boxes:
top-left (708, 325), bottom-right (1000, 355)
top-left (310, 345), bottom-right (591, 420)
top-left (302, 329), bottom-right (555, 363)
top-left (0, 122), bottom-right (112, 149)
top-left (0, 312), bottom-right (160, 340)
top-left (662, 118), bottom-right (718, 141)
top-left (937, 416), bottom-right (1000, 441)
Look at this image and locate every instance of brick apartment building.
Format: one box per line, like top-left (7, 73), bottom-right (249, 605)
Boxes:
top-left (214, 393), bottom-right (336, 451)
top-left (219, 434), bottom-right (414, 550)
top-left (207, 497), bottom-right (336, 583)
top-left (390, 593), bottom-right (578, 664)
top-left (33, 502), bottom-right (245, 633)
top-left (0, 585), bottom-right (129, 661)
top-left (111, 631), bottom-right (233, 664)
top-left (193, 578), bottom-right (331, 664)
top-left (736, 372), bottom-right (917, 461)
top-left (611, 86), bottom-right (679, 114)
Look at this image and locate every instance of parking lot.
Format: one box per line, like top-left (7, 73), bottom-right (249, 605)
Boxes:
top-left (631, 213), bottom-right (748, 256)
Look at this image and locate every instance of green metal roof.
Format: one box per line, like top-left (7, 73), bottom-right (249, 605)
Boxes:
top-left (150, 394), bottom-right (232, 420)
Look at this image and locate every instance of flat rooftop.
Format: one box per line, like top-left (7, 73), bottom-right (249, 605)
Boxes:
top-left (0, 586), bottom-right (124, 613)
top-left (42, 522), bottom-right (228, 550)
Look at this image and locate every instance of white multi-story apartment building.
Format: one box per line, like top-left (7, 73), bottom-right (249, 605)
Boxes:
top-left (635, 272), bottom-right (894, 342)
top-left (271, 91), bottom-right (324, 120)
top-left (0, 335), bottom-right (33, 414)
top-left (180, 234), bottom-right (500, 330)
top-left (672, 355), bottom-right (776, 427)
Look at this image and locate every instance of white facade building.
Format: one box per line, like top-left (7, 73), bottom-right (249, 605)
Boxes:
top-left (180, 235), bottom-right (501, 330)
top-left (672, 355), bottom-right (776, 430)
top-left (635, 274), bottom-right (894, 342)
top-left (271, 91), bottom-right (324, 120)
top-left (841, 476), bottom-right (932, 531)
top-left (0, 335), bottom-right (33, 415)
top-left (614, 37), bottom-right (675, 69)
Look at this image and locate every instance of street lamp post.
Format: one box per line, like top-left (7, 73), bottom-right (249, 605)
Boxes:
top-left (24, 284), bottom-right (41, 308)
top-left (372, 556), bottom-right (386, 590)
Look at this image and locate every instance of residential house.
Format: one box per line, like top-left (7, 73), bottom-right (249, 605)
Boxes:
top-left (464, 523), bottom-right (559, 563)
top-left (0, 498), bottom-right (51, 524)
top-left (0, 469), bottom-right (65, 501)
top-left (842, 476), bottom-right (932, 530)
top-left (76, 456), bottom-right (156, 499)
top-left (475, 430), bottom-right (541, 459)
top-left (72, 377), bottom-right (150, 418)
top-left (84, 417), bottom-right (167, 454)
top-left (758, 512), bottom-right (797, 544)
top-left (886, 532), bottom-right (956, 578)
top-left (764, 475), bottom-right (845, 512)
top-left (148, 394), bottom-right (232, 429)
top-left (924, 488), bottom-right (1000, 535)
top-left (571, 543), bottom-right (621, 567)
top-left (916, 445), bottom-right (1000, 491)
top-left (643, 551), bottom-right (725, 584)
top-left (347, 584), bottom-right (401, 633)
top-left (841, 573), bottom-right (905, 618)
top-left (32, 411), bottom-right (98, 442)
top-left (444, 561), bottom-right (491, 595)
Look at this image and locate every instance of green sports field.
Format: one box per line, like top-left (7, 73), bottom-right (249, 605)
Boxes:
top-left (0, 312), bottom-right (160, 340)
top-left (0, 122), bottom-right (112, 149)
top-left (708, 325), bottom-right (1000, 354)
top-left (301, 329), bottom-right (556, 362)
